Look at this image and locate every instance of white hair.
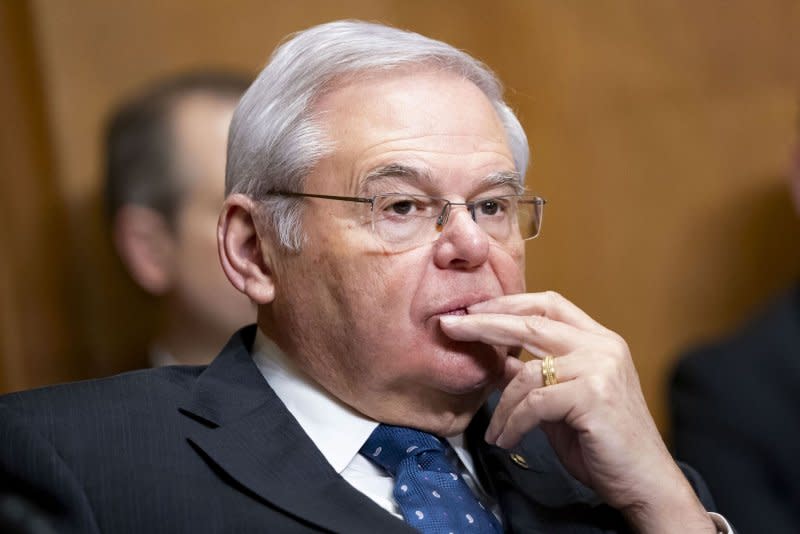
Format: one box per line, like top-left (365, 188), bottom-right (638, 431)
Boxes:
top-left (226, 19), bottom-right (530, 250)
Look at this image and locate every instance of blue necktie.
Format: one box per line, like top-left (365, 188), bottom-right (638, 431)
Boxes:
top-left (360, 424), bottom-right (502, 533)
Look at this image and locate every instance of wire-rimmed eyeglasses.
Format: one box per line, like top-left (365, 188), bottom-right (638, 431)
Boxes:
top-left (268, 191), bottom-right (546, 249)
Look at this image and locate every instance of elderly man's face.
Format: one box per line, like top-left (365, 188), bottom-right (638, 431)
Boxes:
top-left (268, 69), bottom-right (525, 435)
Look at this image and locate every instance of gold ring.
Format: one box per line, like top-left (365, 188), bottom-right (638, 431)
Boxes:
top-left (542, 355), bottom-right (558, 386)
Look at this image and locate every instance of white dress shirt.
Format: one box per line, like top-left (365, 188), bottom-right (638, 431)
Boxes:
top-left (251, 331), bottom-right (732, 533)
top-left (251, 331), bottom-right (497, 519)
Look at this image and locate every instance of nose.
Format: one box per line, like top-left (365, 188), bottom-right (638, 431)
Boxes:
top-left (432, 205), bottom-right (490, 270)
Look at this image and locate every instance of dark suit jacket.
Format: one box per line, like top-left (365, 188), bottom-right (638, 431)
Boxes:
top-left (1, 326), bottom-right (714, 533)
top-left (670, 284), bottom-right (800, 534)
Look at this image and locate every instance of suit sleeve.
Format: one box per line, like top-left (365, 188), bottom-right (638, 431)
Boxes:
top-left (0, 404), bottom-right (100, 534)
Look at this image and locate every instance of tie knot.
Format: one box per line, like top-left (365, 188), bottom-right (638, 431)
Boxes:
top-left (361, 424), bottom-right (447, 475)
top-left (360, 424), bottom-right (502, 533)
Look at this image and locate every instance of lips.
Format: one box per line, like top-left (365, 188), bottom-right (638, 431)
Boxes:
top-left (440, 307), bottom-right (468, 316)
top-left (427, 293), bottom-right (493, 320)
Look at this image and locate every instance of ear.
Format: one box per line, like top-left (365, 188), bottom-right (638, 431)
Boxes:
top-left (218, 193), bottom-right (276, 305)
top-left (113, 205), bottom-right (175, 295)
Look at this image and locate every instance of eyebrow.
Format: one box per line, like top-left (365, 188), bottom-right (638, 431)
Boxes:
top-left (483, 170), bottom-right (525, 195)
top-left (362, 163), bottom-right (435, 191)
top-left (362, 164), bottom-right (524, 195)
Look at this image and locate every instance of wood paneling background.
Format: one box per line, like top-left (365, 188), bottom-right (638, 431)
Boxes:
top-left (1, 0), bottom-right (798, 435)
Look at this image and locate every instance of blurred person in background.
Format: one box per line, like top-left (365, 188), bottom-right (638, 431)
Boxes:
top-left (670, 119), bottom-right (800, 533)
top-left (105, 71), bottom-right (256, 366)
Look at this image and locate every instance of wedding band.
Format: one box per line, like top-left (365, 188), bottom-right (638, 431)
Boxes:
top-left (542, 355), bottom-right (558, 386)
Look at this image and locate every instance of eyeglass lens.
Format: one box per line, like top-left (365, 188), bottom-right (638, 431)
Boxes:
top-left (370, 194), bottom-right (542, 247)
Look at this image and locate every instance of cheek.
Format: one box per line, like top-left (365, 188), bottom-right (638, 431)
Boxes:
top-left (322, 250), bottom-right (405, 318)
top-left (180, 229), bottom-right (220, 281)
top-left (175, 200), bottom-right (219, 258)
top-left (177, 236), bottom-right (235, 304)
top-left (490, 243), bottom-right (526, 294)
top-left (321, 251), bottom-right (425, 362)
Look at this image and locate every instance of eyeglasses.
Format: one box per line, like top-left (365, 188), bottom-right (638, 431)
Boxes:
top-left (269, 191), bottom-right (546, 250)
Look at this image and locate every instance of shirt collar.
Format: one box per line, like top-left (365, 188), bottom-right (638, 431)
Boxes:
top-left (251, 329), bottom-right (482, 480)
top-left (149, 345), bottom-right (179, 367)
top-left (252, 330), bottom-right (377, 473)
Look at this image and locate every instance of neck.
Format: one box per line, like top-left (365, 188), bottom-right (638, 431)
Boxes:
top-left (154, 313), bottom-right (230, 366)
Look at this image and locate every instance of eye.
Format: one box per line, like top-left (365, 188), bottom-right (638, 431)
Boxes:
top-left (388, 200), bottom-right (414, 215)
top-left (477, 199), bottom-right (502, 216)
top-left (377, 195), bottom-right (436, 218)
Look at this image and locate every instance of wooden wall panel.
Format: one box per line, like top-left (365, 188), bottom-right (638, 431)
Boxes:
top-left (0, 1), bottom-right (84, 392)
top-left (2, 0), bottom-right (797, 435)
top-left (503, 3), bottom-right (800, 434)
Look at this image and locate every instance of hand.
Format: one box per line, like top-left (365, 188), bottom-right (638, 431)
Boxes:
top-left (439, 291), bottom-right (716, 533)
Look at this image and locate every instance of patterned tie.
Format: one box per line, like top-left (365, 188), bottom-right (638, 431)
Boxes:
top-left (360, 424), bottom-right (502, 533)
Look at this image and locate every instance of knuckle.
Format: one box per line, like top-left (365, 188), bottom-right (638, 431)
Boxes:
top-left (520, 360), bottom-right (539, 382)
top-left (524, 314), bottom-right (547, 333)
top-left (513, 390), bottom-right (544, 422)
top-left (586, 375), bottom-right (612, 403)
top-left (602, 334), bottom-right (630, 362)
top-left (593, 353), bottom-right (615, 375)
top-left (544, 290), bottom-right (564, 308)
top-left (611, 334), bottom-right (630, 354)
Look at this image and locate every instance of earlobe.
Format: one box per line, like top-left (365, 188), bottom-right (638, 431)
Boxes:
top-left (218, 194), bottom-right (276, 305)
top-left (113, 205), bottom-right (175, 295)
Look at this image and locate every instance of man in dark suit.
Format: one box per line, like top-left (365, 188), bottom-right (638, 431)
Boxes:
top-left (1, 20), bottom-right (729, 533)
top-left (670, 132), bottom-right (800, 533)
top-left (671, 286), bottom-right (800, 533)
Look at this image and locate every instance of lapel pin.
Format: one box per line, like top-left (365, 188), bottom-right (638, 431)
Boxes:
top-left (509, 452), bottom-right (529, 469)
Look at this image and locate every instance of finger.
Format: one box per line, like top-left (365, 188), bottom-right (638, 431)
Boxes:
top-left (500, 356), bottom-right (524, 390)
top-left (440, 313), bottom-right (606, 357)
top-left (491, 379), bottom-right (584, 449)
top-left (486, 353), bottom-right (581, 443)
top-left (468, 292), bottom-right (606, 333)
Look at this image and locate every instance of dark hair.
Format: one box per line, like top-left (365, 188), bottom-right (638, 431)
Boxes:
top-left (104, 71), bottom-right (251, 226)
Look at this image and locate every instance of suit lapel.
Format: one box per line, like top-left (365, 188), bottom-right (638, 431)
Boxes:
top-left (466, 394), bottom-right (613, 533)
top-left (467, 393), bottom-right (600, 504)
top-left (179, 326), bottom-right (414, 534)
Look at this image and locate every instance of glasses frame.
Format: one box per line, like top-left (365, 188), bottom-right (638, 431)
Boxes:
top-left (268, 191), bottom-right (547, 242)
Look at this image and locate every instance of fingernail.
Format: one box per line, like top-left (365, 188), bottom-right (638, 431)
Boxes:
top-left (495, 432), bottom-right (509, 449)
top-left (467, 301), bottom-right (486, 313)
top-left (439, 315), bottom-right (462, 327)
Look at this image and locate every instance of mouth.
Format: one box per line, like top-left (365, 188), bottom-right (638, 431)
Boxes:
top-left (438, 307), bottom-right (468, 316)
top-left (428, 293), bottom-right (493, 321)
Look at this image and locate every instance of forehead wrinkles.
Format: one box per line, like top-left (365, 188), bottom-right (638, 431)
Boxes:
top-left (356, 131), bottom-right (511, 156)
top-left (354, 134), bottom-right (514, 176)
top-left (346, 137), bottom-right (515, 196)
top-left (361, 161), bottom-right (522, 197)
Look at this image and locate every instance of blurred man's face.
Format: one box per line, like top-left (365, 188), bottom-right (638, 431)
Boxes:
top-left (267, 70), bottom-right (526, 435)
top-left (170, 94), bottom-right (254, 341)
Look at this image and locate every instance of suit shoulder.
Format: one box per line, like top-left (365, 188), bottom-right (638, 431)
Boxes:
top-left (677, 286), bottom-right (800, 374)
top-left (0, 365), bottom-right (204, 418)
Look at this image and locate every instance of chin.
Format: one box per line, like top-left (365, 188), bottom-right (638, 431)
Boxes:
top-left (383, 386), bottom-right (486, 437)
top-left (434, 343), bottom-right (503, 393)
top-left (437, 382), bottom-right (494, 405)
